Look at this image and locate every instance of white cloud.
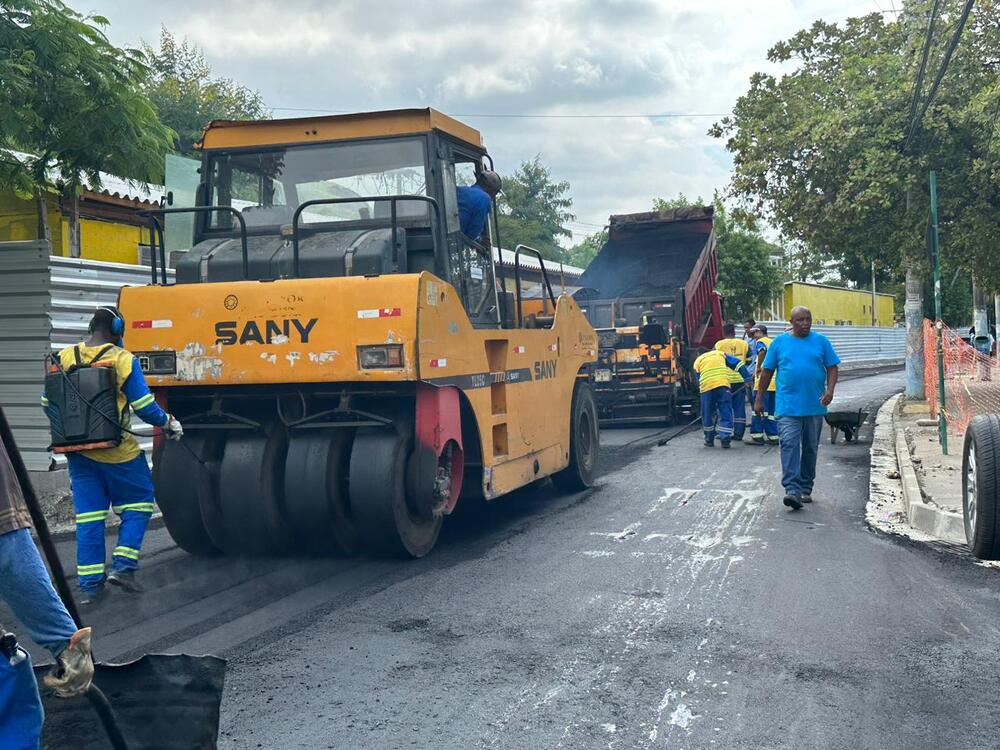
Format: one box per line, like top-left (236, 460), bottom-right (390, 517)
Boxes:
top-left (85, 0), bottom-right (882, 238)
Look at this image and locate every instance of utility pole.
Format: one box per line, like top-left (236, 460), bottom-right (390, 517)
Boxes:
top-left (930, 170), bottom-right (947, 454)
top-left (902, 2), bottom-right (925, 399)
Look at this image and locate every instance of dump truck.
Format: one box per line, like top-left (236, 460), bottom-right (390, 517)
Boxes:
top-left (118, 108), bottom-right (600, 558)
top-left (573, 206), bottom-right (723, 424)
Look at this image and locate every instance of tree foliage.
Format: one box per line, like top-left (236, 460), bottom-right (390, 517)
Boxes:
top-left (142, 28), bottom-right (268, 155)
top-left (0, 0), bottom-right (173, 193)
top-left (710, 1), bottom-right (1000, 291)
top-left (498, 155), bottom-right (575, 261)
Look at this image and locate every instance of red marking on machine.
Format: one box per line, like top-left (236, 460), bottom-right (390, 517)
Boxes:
top-left (415, 383), bottom-right (464, 516)
top-left (132, 319), bottom-right (173, 329)
top-left (357, 308), bottom-right (402, 319)
top-left (429, 358), bottom-right (447, 368)
top-left (547, 343), bottom-right (558, 352)
top-left (513, 346), bottom-right (525, 354)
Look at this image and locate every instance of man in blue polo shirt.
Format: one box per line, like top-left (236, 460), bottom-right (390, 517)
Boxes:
top-left (754, 306), bottom-right (840, 510)
top-left (456, 170), bottom-right (502, 241)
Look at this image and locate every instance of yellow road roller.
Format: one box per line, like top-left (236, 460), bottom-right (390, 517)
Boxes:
top-left (119, 108), bottom-right (599, 557)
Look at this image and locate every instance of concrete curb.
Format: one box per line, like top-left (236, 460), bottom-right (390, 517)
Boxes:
top-left (890, 397), bottom-right (966, 544)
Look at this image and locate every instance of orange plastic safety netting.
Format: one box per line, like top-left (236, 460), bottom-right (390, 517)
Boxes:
top-left (923, 319), bottom-right (1000, 436)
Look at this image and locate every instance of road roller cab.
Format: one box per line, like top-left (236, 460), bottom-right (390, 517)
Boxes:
top-left (119, 108), bottom-right (600, 558)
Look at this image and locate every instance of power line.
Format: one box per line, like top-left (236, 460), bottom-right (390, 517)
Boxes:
top-left (904, 0), bottom-right (976, 150)
top-left (903, 0), bottom-right (941, 147)
top-left (269, 106), bottom-right (729, 120)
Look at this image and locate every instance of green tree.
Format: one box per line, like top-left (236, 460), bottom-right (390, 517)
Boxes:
top-left (563, 230), bottom-right (605, 268)
top-left (652, 193), bottom-right (705, 212)
top-left (498, 156), bottom-right (575, 261)
top-left (710, 2), bottom-right (1000, 290)
top-left (142, 28), bottom-right (269, 154)
top-left (0, 0), bottom-right (173, 250)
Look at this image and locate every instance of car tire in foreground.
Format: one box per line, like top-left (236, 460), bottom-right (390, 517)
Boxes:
top-left (963, 414), bottom-right (1000, 559)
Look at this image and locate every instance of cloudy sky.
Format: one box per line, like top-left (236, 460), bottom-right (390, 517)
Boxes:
top-left (84, 0), bottom-right (889, 244)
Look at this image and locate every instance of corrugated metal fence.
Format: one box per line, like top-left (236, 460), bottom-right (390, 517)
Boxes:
top-left (0, 241), bottom-right (171, 470)
top-left (758, 321), bottom-right (905, 364)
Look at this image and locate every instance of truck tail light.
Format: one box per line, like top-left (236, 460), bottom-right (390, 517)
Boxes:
top-left (357, 345), bottom-right (404, 369)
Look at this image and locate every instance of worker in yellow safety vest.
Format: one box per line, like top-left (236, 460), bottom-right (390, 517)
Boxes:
top-left (692, 348), bottom-right (750, 448)
top-left (714, 322), bottom-right (751, 442)
top-left (749, 325), bottom-right (779, 444)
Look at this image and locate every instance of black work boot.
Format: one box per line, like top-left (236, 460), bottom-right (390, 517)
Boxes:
top-left (107, 568), bottom-right (142, 593)
top-left (77, 586), bottom-right (106, 606)
top-left (800, 494), bottom-right (813, 503)
top-left (783, 495), bottom-right (804, 510)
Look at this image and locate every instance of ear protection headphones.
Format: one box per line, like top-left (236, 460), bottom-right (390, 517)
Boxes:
top-left (96, 306), bottom-right (125, 337)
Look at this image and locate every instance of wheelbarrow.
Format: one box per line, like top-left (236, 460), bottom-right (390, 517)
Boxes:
top-left (825, 408), bottom-right (869, 444)
top-left (0, 405), bottom-right (226, 749)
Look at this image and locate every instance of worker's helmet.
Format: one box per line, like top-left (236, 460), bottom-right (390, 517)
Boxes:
top-left (477, 170), bottom-right (503, 195)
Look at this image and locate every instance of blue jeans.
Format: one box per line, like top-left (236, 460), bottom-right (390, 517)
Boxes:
top-left (777, 416), bottom-right (824, 497)
top-left (0, 528), bottom-right (79, 749)
top-left (700, 387), bottom-right (733, 443)
top-left (68, 453), bottom-right (155, 592)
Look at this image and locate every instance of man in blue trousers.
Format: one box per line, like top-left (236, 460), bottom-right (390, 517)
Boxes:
top-left (43, 307), bottom-right (183, 603)
top-left (755, 307), bottom-right (840, 510)
top-left (1, 428), bottom-right (94, 748)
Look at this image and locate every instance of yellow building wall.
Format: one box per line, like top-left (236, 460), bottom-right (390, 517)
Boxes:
top-left (783, 282), bottom-right (895, 327)
top-left (0, 192), bottom-right (149, 264)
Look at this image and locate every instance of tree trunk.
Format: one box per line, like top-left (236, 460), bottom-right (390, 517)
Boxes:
top-left (66, 193), bottom-right (81, 258)
top-left (905, 268), bottom-right (925, 399)
top-left (34, 190), bottom-right (51, 244)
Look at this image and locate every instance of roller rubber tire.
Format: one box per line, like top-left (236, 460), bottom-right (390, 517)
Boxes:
top-left (553, 382), bottom-right (599, 492)
top-left (284, 430), bottom-right (358, 555)
top-left (195, 432), bottom-right (230, 552)
top-left (963, 414), bottom-right (1000, 559)
top-left (218, 426), bottom-right (292, 555)
top-left (152, 435), bottom-right (220, 556)
top-left (349, 428), bottom-right (442, 558)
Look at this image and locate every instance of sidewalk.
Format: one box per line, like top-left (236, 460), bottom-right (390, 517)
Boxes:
top-left (867, 394), bottom-right (966, 546)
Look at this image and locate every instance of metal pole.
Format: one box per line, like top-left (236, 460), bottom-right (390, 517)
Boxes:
top-left (929, 170), bottom-right (947, 454)
top-left (871, 259), bottom-right (877, 326)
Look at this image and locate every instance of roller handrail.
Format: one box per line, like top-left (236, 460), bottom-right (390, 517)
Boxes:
top-left (290, 195), bottom-right (442, 278)
top-left (138, 206), bottom-right (249, 283)
top-left (513, 244), bottom-right (558, 327)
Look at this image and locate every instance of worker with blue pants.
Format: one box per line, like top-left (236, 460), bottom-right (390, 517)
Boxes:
top-left (43, 307), bottom-right (183, 604)
top-left (715, 323), bottom-right (752, 441)
top-left (749, 325), bottom-right (779, 444)
top-left (693, 349), bottom-right (749, 448)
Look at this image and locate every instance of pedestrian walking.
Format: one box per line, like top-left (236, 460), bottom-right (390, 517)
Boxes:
top-left (0, 427), bottom-right (95, 747)
top-left (754, 307), bottom-right (840, 510)
top-left (715, 323), bottom-right (751, 442)
top-left (42, 306), bottom-right (183, 603)
top-left (693, 348), bottom-right (749, 449)
top-left (748, 325), bottom-right (779, 445)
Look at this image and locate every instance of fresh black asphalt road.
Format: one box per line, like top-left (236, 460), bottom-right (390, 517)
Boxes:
top-left (9, 370), bottom-right (1000, 748)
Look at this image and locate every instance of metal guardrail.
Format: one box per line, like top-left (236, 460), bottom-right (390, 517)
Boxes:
top-left (0, 242), bottom-right (172, 470)
top-left (758, 320), bottom-right (905, 364)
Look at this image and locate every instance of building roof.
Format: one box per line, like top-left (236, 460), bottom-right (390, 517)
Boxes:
top-left (493, 247), bottom-right (584, 277)
top-left (785, 280), bottom-right (894, 299)
top-left (8, 150), bottom-right (163, 207)
top-left (198, 108), bottom-right (485, 152)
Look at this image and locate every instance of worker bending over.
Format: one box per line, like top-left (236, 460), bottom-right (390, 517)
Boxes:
top-left (0, 426), bottom-right (94, 747)
top-left (693, 348), bottom-right (749, 448)
top-left (715, 323), bottom-right (751, 442)
top-left (749, 325), bottom-right (779, 445)
top-left (43, 307), bottom-right (183, 603)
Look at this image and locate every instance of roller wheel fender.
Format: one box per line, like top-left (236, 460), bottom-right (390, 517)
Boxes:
top-left (963, 414), bottom-right (1000, 559)
top-left (552, 381), bottom-right (599, 492)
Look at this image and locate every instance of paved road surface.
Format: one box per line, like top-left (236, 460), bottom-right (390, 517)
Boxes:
top-left (9, 370), bottom-right (1000, 748)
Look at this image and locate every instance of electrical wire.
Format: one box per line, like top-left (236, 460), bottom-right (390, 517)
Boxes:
top-left (269, 106), bottom-right (730, 120)
top-left (904, 0), bottom-right (976, 150)
top-left (903, 0), bottom-right (942, 147)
